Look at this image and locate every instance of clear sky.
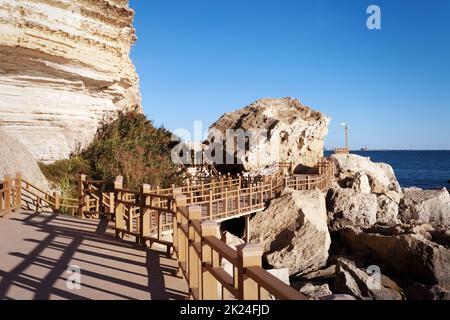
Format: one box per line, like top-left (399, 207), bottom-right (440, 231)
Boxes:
top-left (129, 0), bottom-right (450, 150)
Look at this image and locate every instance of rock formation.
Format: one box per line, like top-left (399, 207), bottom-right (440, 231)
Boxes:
top-left (332, 154), bottom-right (402, 195)
top-left (340, 225), bottom-right (450, 290)
top-left (326, 187), bottom-right (378, 231)
top-left (400, 188), bottom-right (450, 226)
top-left (0, 127), bottom-right (48, 189)
top-left (334, 258), bottom-right (404, 300)
top-left (0, 0), bottom-right (141, 162)
top-left (207, 98), bottom-right (330, 172)
top-left (250, 188), bottom-right (331, 276)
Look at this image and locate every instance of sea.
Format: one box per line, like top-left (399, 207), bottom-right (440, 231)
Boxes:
top-left (324, 150), bottom-right (450, 190)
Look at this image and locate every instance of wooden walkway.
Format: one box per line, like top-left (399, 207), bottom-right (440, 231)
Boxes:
top-left (0, 158), bottom-right (336, 300)
top-left (0, 211), bottom-right (188, 300)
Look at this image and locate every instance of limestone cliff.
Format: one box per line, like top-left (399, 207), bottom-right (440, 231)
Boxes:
top-left (208, 97), bottom-right (330, 172)
top-left (0, 0), bottom-right (141, 162)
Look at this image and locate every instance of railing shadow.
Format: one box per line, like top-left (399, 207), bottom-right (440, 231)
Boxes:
top-left (0, 211), bottom-right (187, 300)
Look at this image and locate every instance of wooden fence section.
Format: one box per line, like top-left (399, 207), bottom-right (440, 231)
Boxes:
top-left (285, 159), bottom-right (335, 191)
top-left (0, 174), bottom-right (21, 217)
top-left (0, 173), bottom-right (78, 216)
top-left (334, 147), bottom-right (350, 155)
top-left (78, 175), bottom-right (115, 219)
top-left (173, 196), bottom-right (308, 300)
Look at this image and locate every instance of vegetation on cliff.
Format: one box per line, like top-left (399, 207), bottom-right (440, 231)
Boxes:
top-left (40, 110), bottom-right (182, 195)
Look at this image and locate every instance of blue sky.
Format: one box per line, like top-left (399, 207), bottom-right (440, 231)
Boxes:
top-left (129, 0), bottom-right (450, 150)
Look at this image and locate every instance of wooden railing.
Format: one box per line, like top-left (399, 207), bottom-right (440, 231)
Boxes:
top-left (285, 159), bottom-right (335, 191)
top-left (1, 158), bottom-right (335, 300)
top-left (0, 174), bottom-right (21, 217)
top-left (173, 196), bottom-right (307, 300)
top-left (0, 173), bottom-right (78, 216)
top-left (78, 175), bottom-right (115, 219)
top-left (334, 147), bottom-right (350, 155)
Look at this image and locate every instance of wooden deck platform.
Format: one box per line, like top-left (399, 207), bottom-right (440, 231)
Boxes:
top-left (0, 211), bottom-right (188, 300)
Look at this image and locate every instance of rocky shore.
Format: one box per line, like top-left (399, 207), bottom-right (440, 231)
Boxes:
top-left (214, 98), bottom-right (449, 300)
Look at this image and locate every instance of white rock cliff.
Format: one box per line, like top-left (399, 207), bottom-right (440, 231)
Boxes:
top-left (0, 0), bottom-right (141, 162)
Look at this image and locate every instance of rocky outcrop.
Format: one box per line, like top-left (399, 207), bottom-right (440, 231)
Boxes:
top-left (405, 283), bottom-right (450, 301)
top-left (250, 188), bottom-right (331, 276)
top-left (0, 128), bottom-right (48, 189)
top-left (332, 154), bottom-right (402, 195)
top-left (299, 283), bottom-right (333, 299)
top-left (0, 0), bottom-right (141, 162)
top-left (335, 258), bottom-right (404, 300)
top-left (207, 98), bottom-right (330, 172)
top-left (377, 195), bottom-right (400, 224)
top-left (340, 225), bottom-right (450, 290)
top-left (400, 188), bottom-right (450, 226)
top-left (350, 172), bottom-right (371, 194)
top-left (326, 187), bottom-right (378, 231)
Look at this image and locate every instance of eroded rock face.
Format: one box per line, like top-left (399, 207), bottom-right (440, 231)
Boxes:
top-left (299, 283), bottom-right (333, 299)
top-left (0, 0), bottom-right (141, 162)
top-left (250, 188), bottom-right (331, 276)
top-left (340, 225), bottom-right (450, 290)
top-left (0, 128), bottom-right (48, 189)
top-left (326, 187), bottom-right (378, 231)
top-left (377, 195), bottom-right (400, 225)
top-left (400, 188), bottom-right (450, 226)
top-left (335, 258), bottom-right (404, 300)
top-left (207, 98), bottom-right (330, 172)
top-left (332, 154), bottom-right (402, 195)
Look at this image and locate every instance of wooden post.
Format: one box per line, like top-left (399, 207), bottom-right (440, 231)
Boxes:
top-left (54, 191), bottom-right (61, 213)
top-left (114, 176), bottom-right (124, 237)
top-left (224, 187), bottom-right (228, 217)
top-left (140, 184), bottom-right (151, 245)
top-left (15, 172), bottom-right (22, 211)
top-left (209, 190), bottom-right (213, 219)
top-left (201, 220), bottom-right (220, 300)
top-left (175, 194), bottom-right (187, 277)
top-left (188, 205), bottom-right (202, 299)
top-left (244, 215), bottom-right (251, 243)
top-left (4, 175), bottom-right (11, 216)
top-left (78, 174), bottom-right (87, 218)
top-left (237, 185), bottom-right (241, 214)
top-left (108, 192), bottom-right (114, 215)
top-left (237, 244), bottom-right (263, 300)
top-left (249, 183), bottom-right (253, 210)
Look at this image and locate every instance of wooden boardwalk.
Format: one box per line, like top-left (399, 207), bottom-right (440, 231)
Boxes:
top-left (0, 211), bottom-right (188, 300)
top-left (0, 159), bottom-right (336, 300)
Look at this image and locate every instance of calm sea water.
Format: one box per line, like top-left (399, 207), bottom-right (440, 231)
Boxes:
top-left (325, 150), bottom-right (450, 190)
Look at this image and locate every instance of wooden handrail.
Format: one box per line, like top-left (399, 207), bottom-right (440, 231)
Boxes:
top-left (246, 266), bottom-right (307, 300)
top-left (173, 203), bottom-right (308, 301)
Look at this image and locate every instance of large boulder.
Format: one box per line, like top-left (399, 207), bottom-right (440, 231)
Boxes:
top-left (331, 154), bottom-right (402, 195)
top-left (326, 187), bottom-right (378, 231)
top-left (340, 225), bottom-right (450, 290)
top-left (250, 188), bottom-right (331, 276)
top-left (207, 97), bottom-right (330, 172)
top-left (0, 127), bottom-right (49, 189)
top-left (335, 258), bottom-right (404, 300)
top-left (400, 188), bottom-right (450, 226)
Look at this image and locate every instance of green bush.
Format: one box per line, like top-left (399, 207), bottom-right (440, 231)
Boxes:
top-left (41, 110), bottom-right (183, 191)
top-left (80, 110), bottom-right (182, 189)
top-left (39, 157), bottom-right (91, 198)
